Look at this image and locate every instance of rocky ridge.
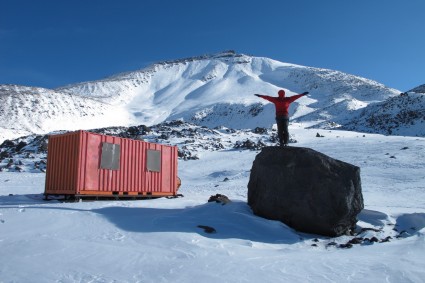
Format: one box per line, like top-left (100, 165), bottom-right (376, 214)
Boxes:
top-left (340, 92), bottom-right (425, 136)
top-left (0, 120), bottom-right (284, 173)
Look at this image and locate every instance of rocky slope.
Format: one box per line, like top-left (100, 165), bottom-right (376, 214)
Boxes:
top-left (340, 92), bottom-right (425, 136)
top-left (0, 120), bottom-right (281, 173)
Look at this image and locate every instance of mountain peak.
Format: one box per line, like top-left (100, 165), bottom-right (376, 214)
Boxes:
top-left (152, 50), bottom-right (250, 67)
top-left (0, 53), bottom-right (411, 143)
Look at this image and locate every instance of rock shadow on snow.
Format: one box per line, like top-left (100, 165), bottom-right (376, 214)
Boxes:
top-left (395, 213), bottom-right (425, 236)
top-left (357, 210), bottom-right (425, 237)
top-left (357, 209), bottom-right (389, 227)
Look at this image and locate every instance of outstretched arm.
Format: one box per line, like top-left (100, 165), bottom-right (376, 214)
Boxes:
top-left (288, 92), bottom-right (309, 103)
top-left (254, 94), bottom-right (275, 102)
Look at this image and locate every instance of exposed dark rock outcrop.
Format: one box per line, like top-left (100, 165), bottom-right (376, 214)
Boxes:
top-left (248, 146), bottom-right (364, 237)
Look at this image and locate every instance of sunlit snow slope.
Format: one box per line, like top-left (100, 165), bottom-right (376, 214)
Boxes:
top-left (0, 51), bottom-right (402, 142)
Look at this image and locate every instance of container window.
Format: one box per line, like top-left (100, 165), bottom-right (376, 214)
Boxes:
top-left (147, 149), bottom-right (161, 172)
top-left (100, 142), bottom-right (120, 170)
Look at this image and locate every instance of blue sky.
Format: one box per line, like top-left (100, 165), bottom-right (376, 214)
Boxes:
top-left (1, 0), bottom-right (423, 91)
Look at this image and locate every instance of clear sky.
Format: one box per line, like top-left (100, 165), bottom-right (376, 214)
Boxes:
top-left (1, 0), bottom-right (423, 91)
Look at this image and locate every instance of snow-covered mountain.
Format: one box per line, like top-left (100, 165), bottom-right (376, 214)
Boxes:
top-left (408, 84), bottom-right (425, 93)
top-left (0, 51), bottom-right (410, 143)
top-left (0, 84), bottom-right (133, 142)
top-left (341, 92), bottom-right (425, 136)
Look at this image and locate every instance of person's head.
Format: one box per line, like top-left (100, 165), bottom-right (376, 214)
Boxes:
top-left (278, 89), bottom-right (285, 98)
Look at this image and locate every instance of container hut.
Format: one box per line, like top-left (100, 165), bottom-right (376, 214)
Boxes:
top-left (44, 130), bottom-right (180, 199)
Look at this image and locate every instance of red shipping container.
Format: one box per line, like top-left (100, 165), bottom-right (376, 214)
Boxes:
top-left (44, 130), bottom-right (180, 199)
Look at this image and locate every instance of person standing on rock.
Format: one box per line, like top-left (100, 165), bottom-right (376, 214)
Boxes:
top-left (255, 90), bottom-right (309, 146)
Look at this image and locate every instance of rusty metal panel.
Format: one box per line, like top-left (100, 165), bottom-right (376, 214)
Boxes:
top-left (45, 130), bottom-right (179, 197)
top-left (45, 131), bottom-right (82, 194)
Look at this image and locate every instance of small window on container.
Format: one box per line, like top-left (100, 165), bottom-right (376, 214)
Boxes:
top-left (100, 142), bottom-right (120, 170)
top-left (147, 149), bottom-right (161, 172)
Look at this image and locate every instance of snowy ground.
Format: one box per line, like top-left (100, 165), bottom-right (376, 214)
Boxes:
top-left (1, 126), bottom-right (424, 283)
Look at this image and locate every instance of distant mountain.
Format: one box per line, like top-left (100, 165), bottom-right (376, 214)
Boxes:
top-left (0, 85), bottom-right (130, 142)
top-left (340, 91), bottom-right (425, 136)
top-left (408, 84), bottom-right (425, 93)
top-left (0, 51), bottom-right (405, 142)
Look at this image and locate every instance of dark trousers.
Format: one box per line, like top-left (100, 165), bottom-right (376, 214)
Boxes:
top-left (276, 116), bottom-right (289, 145)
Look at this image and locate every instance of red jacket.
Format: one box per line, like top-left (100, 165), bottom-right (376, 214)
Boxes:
top-left (257, 93), bottom-right (305, 117)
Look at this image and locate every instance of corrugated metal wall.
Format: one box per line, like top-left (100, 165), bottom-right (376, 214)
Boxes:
top-left (45, 131), bottom-right (81, 194)
top-left (45, 130), bottom-right (179, 197)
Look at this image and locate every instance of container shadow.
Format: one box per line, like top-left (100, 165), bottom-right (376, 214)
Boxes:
top-left (90, 201), bottom-right (300, 244)
top-left (0, 193), bottom-right (48, 206)
top-left (1, 196), bottom-right (300, 244)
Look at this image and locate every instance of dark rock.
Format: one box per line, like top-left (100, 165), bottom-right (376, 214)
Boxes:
top-left (127, 126), bottom-right (141, 137)
top-left (234, 139), bottom-right (266, 150)
top-left (0, 140), bottom-right (14, 148)
top-left (208, 194), bottom-right (231, 204)
top-left (197, 225), bottom-right (217, 234)
top-left (339, 243), bottom-right (353, 249)
top-left (368, 237), bottom-right (379, 243)
top-left (0, 151), bottom-right (10, 159)
top-left (363, 237), bottom-right (374, 243)
top-left (396, 230), bottom-right (409, 238)
top-left (348, 237), bottom-right (363, 245)
top-left (248, 103), bottom-right (263, 117)
top-left (359, 227), bottom-right (381, 233)
top-left (248, 146), bottom-right (363, 237)
top-left (159, 133), bottom-right (169, 140)
top-left (166, 120), bottom-right (185, 127)
top-left (252, 127), bottom-right (268, 134)
top-left (6, 159), bottom-right (14, 168)
top-left (178, 148), bottom-right (199, 160)
top-left (34, 135), bottom-right (48, 153)
top-left (16, 141), bottom-right (27, 152)
top-left (380, 236), bottom-right (392, 243)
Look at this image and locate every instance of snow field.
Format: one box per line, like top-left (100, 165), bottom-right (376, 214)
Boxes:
top-left (1, 127), bottom-right (424, 282)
